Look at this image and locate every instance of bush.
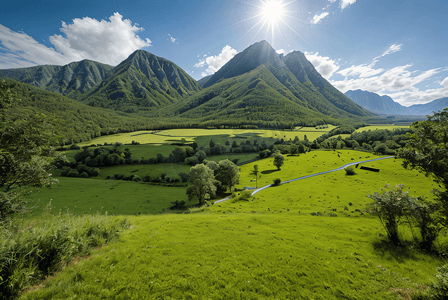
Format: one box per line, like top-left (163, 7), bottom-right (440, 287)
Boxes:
top-left (133, 175), bottom-right (142, 182)
top-left (345, 167), bottom-right (356, 175)
top-left (272, 178), bottom-right (281, 186)
top-left (69, 144), bottom-right (81, 150)
top-left (0, 204), bottom-right (129, 299)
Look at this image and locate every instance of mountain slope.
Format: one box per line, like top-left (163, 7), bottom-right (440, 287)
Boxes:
top-left (0, 60), bottom-right (114, 99)
top-left (80, 50), bottom-right (202, 112)
top-left (345, 90), bottom-right (448, 115)
top-left (154, 65), bottom-right (339, 126)
top-left (283, 51), bottom-right (369, 116)
top-left (344, 90), bottom-right (407, 115)
top-left (1, 78), bottom-right (159, 143)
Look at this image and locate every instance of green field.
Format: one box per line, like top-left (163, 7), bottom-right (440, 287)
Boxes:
top-left (77, 128), bottom-right (332, 148)
top-left (27, 178), bottom-right (192, 216)
top-left (22, 150), bottom-right (443, 299)
top-left (355, 125), bottom-right (410, 132)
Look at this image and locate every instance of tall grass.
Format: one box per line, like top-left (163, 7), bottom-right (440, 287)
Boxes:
top-left (0, 202), bottom-right (129, 299)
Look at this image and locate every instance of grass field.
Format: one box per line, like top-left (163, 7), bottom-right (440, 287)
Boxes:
top-left (355, 125), bottom-right (410, 132)
top-left (26, 178), bottom-right (192, 216)
top-left (96, 163), bottom-right (191, 180)
top-left (22, 150), bottom-right (443, 299)
top-left (77, 128), bottom-right (333, 148)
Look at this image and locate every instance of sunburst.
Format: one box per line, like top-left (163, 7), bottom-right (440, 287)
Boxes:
top-left (233, 0), bottom-right (306, 48)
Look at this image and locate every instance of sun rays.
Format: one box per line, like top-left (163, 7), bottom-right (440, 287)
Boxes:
top-left (233, 0), bottom-right (307, 48)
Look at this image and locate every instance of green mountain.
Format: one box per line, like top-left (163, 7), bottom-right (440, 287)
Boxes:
top-left (1, 78), bottom-right (160, 143)
top-left (283, 51), bottom-right (368, 116)
top-left (154, 41), bottom-right (370, 126)
top-left (0, 60), bottom-right (114, 99)
top-left (80, 50), bottom-right (202, 113)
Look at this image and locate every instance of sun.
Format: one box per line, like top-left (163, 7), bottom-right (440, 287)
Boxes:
top-left (232, 0), bottom-right (304, 48)
top-left (261, 0), bottom-right (285, 25)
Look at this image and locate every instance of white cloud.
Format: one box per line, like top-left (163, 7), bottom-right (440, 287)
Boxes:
top-left (276, 49), bottom-right (285, 55)
top-left (194, 45), bottom-right (238, 77)
top-left (338, 63), bottom-right (384, 78)
top-left (168, 34), bottom-right (178, 44)
top-left (304, 52), bottom-right (340, 79)
top-left (340, 0), bottom-right (357, 9)
top-left (442, 77), bottom-right (448, 87)
top-left (373, 44), bottom-right (402, 61)
top-left (312, 12), bottom-right (330, 24)
top-left (0, 13), bottom-right (151, 69)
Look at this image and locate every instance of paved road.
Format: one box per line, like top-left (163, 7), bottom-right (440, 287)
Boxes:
top-left (214, 155), bottom-right (394, 204)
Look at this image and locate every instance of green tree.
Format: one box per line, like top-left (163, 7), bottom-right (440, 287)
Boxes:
top-left (215, 159), bottom-right (240, 192)
top-left (397, 108), bottom-right (448, 226)
top-left (0, 80), bottom-right (58, 221)
top-left (251, 164), bottom-right (260, 188)
top-left (273, 151), bottom-right (284, 170)
top-left (186, 164), bottom-right (217, 204)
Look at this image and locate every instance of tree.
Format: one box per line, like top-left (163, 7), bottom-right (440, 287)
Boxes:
top-left (273, 152), bottom-right (284, 170)
top-left (368, 184), bottom-right (416, 246)
top-left (215, 159), bottom-right (240, 192)
top-left (397, 108), bottom-right (448, 226)
top-left (186, 164), bottom-right (217, 204)
top-left (0, 80), bottom-right (58, 221)
top-left (251, 164), bottom-right (259, 188)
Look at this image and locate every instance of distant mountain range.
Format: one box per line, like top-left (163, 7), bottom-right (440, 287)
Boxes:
top-left (345, 90), bottom-right (448, 115)
top-left (0, 40), bottom-right (371, 127)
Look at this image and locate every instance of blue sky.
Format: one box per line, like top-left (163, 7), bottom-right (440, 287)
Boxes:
top-left (1, 0), bottom-right (447, 106)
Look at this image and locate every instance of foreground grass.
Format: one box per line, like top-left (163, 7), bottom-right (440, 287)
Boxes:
top-left (21, 150), bottom-right (444, 299)
top-left (20, 213), bottom-right (441, 299)
top-left (1, 212), bottom-right (129, 299)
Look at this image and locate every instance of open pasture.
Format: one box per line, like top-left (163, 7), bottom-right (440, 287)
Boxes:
top-left (27, 177), bottom-right (191, 216)
top-left (355, 125), bottom-right (410, 132)
top-left (217, 150), bottom-right (438, 217)
top-left (97, 163), bottom-right (191, 180)
top-left (77, 128), bottom-right (331, 148)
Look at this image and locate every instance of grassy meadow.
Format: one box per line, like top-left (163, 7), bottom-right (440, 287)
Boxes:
top-left (22, 149), bottom-right (443, 299)
top-left (21, 125), bottom-right (448, 299)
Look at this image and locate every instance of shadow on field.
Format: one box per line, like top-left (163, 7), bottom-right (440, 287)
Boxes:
top-left (261, 169), bottom-right (280, 174)
top-left (372, 239), bottom-right (418, 262)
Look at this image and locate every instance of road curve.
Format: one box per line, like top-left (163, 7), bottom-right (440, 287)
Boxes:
top-left (214, 155), bottom-right (394, 204)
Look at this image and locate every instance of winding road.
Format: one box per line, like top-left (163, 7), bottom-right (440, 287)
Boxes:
top-left (214, 155), bottom-right (394, 204)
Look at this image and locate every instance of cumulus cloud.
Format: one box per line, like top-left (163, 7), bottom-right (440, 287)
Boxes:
top-left (312, 12), bottom-right (330, 24)
top-left (304, 52), bottom-right (340, 79)
top-left (0, 13), bottom-right (151, 69)
top-left (193, 45), bottom-right (238, 77)
top-left (340, 0), bottom-right (357, 9)
top-left (276, 49), bottom-right (285, 55)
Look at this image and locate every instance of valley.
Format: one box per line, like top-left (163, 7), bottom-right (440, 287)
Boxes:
top-left (1, 38), bottom-right (447, 299)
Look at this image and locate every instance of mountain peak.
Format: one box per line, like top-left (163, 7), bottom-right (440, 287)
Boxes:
top-left (203, 40), bottom-right (285, 88)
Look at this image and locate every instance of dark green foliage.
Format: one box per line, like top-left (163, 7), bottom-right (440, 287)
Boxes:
top-left (345, 167), bottom-right (356, 175)
top-left (215, 159), bottom-right (240, 192)
top-left (273, 152), bottom-right (285, 170)
top-left (0, 80), bottom-right (59, 221)
top-left (272, 178), bottom-right (282, 186)
top-left (169, 200), bottom-right (187, 210)
top-left (397, 109), bottom-right (448, 228)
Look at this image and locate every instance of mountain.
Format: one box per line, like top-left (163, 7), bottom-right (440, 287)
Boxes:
top-left (345, 89), bottom-right (448, 115)
top-left (197, 75), bottom-right (212, 87)
top-left (0, 60), bottom-right (114, 99)
top-left (344, 90), bottom-right (407, 115)
top-left (406, 97), bottom-right (448, 115)
top-left (1, 78), bottom-right (160, 143)
top-left (78, 50), bottom-right (202, 113)
top-left (283, 51), bottom-right (368, 116)
top-left (154, 41), bottom-right (371, 126)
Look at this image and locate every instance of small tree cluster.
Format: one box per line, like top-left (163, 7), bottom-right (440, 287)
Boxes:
top-left (368, 184), bottom-right (439, 250)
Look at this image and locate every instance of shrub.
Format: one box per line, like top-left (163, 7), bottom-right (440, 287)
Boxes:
top-left (345, 167), bottom-right (356, 175)
top-left (0, 205), bottom-right (129, 299)
top-left (79, 172), bottom-right (89, 178)
top-left (133, 175), bottom-right (142, 182)
top-left (272, 178), bottom-right (281, 186)
top-left (429, 265), bottom-right (448, 299)
top-left (169, 200), bottom-right (187, 210)
top-left (69, 144), bottom-right (81, 150)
